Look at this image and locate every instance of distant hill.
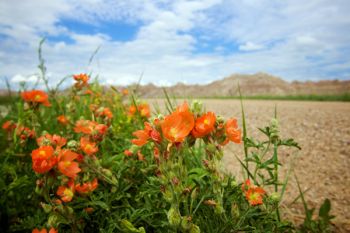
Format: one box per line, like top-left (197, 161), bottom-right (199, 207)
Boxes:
top-left (1, 73), bottom-right (349, 98)
top-left (134, 72), bottom-right (350, 98)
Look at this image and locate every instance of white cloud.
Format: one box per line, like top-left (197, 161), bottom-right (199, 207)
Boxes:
top-left (0, 0), bottom-right (349, 90)
top-left (239, 42), bottom-right (265, 51)
top-left (11, 74), bottom-right (39, 83)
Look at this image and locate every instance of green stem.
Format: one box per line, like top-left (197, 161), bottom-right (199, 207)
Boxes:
top-left (273, 141), bottom-right (281, 221)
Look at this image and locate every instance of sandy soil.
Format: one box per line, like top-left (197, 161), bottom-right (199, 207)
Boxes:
top-left (149, 99), bottom-right (350, 231)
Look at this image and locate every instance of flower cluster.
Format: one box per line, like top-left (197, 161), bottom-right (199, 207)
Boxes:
top-left (2, 120), bottom-right (35, 143)
top-left (130, 102), bottom-right (241, 150)
top-left (127, 103), bottom-right (151, 118)
top-left (73, 73), bottom-right (89, 89)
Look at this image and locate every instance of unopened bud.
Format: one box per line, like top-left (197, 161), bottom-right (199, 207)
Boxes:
top-left (41, 203), bottom-right (52, 213)
top-left (269, 192), bottom-right (280, 202)
top-left (167, 206), bottom-right (181, 226)
top-left (67, 140), bottom-right (78, 150)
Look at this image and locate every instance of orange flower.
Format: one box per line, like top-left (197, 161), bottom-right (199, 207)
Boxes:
top-left (73, 73), bottom-right (89, 83)
top-left (21, 90), bottom-right (51, 107)
top-left (31, 146), bottom-right (57, 173)
top-left (74, 120), bottom-right (108, 136)
top-left (124, 149), bottom-right (133, 156)
top-left (241, 179), bottom-right (251, 191)
top-left (57, 115), bottom-right (69, 125)
top-left (150, 128), bottom-right (161, 143)
top-left (127, 104), bottom-right (151, 118)
top-left (225, 118), bottom-right (241, 144)
top-left (80, 136), bottom-right (98, 155)
top-left (32, 228), bottom-right (57, 233)
top-left (74, 120), bottom-right (95, 134)
top-left (192, 112), bottom-right (216, 138)
top-left (161, 103), bottom-right (194, 142)
top-left (2, 120), bottom-right (16, 132)
top-left (245, 187), bottom-right (266, 206)
top-left (95, 124), bottom-right (108, 136)
top-left (128, 105), bottom-right (137, 116)
top-left (96, 107), bottom-right (113, 119)
top-left (57, 179), bottom-right (75, 202)
top-left (58, 150), bottom-right (81, 179)
top-left (122, 89), bottom-right (129, 96)
top-left (75, 178), bottom-right (98, 194)
top-left (131, 129), bottom-right (149, 146)
top-left (138, 103), bottom-right (151, 118)
top-left (131, 122), bottom-right (161, 146)
top-left (15, 125), bottom-right (35, 140)
top-left (37, 133), bottom-right (67, 148)
top-left (73, 73), bottom-right (89, 89)
top-left (84, 89), bottom-right (93, 95)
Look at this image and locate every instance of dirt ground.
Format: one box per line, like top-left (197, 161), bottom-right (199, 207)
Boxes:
top-left (149, 99), bottom-right (350, 231)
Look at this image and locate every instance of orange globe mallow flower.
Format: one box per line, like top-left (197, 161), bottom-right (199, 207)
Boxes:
top-left (2, 120), bottom-right (16, 132)
top-left (96, 107), bottom-right (113, 119)
top-left (73, 73), bottom-right (89, 83)
top-left (122, 89), bottom-right (129, 96)
top-left (21, 90), bottom-right (51, 107)
top-left (131, 122), bottom-right (161, 146)
top-left (74, 120), bottom-right (108, 136)
top-left (131, 122), bottom-right (152, 146)
top-left (57, 179), bottom-right (75, 202)
top-left (32, 227), bottom-right (58, 233)
top-left (80, 136), bottom-right (98, 155)
top-left (245, 187), bottom-right (266, 206)
top-left (225, 118), bottom-right (241, 144)
top-left (127, 105), bottom-right (137, 117)
top-left (127, 103), bottom-right (151, 118)
top-left (37, 133), bottom-right (67, 148)
top-left (57, 115), bottom-right (69, 125)
top-left (15, 125), bottom-right (36, 140)
top-left (58, 150), bottom-right (81, 179)
top-left (131, 129), bottom-right (150, 146)
top-left (74, 120), bottom-right (95, 134)
top-left (75, 178), bottom-right (98, 194)
top-left (73, 73), bottom-right (89, 89)
top-left (192, 112), bottom-right (216, 138)
top-left (31, 146), bottom-right (57, 173)
top-left (241, 179), bottom-right (251, 192)
top-left (138, 103), bottom-right (151, 118)
top-left (124, 149), bottom-right (133, 156)
top-left (161, 102), bottom-right (194, 143)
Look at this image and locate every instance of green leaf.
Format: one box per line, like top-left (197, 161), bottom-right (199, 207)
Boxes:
top-left (319, 198), bottom-right (331, 218)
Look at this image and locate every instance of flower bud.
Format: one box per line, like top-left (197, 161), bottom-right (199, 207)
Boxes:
top-left (230, 180), bottom-right (238, 188)
top-left (67, 140), bottom-right (78, 150)
top-left (189, 224), bottom-right (201, 233)
top-left (231, 203), bottom-right (240, 218)
top-left (48, 214), bottom-right (58, 226)
top-left (167, 206), bottom-right (181, 226)
top-left (41, 202), bottom-right (52, 213)
top-left (269, 192), bottom-right (280, 202)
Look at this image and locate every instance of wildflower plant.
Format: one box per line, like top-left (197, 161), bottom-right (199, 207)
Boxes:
top-left (0, 41), bottom-right (335, 233)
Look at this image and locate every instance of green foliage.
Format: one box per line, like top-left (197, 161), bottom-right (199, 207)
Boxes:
top-left (0, 42), bottom-right (336, 232)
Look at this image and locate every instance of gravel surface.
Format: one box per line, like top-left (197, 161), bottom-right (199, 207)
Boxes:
top-left (149, 99), bottom-right (350, 231)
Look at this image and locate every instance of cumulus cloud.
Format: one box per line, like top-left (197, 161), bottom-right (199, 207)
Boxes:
top-left (0, 0), bottom-right (349, 89)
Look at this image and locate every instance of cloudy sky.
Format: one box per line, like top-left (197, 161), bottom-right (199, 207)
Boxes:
top-left (0, 0), bottom-right (350, 89)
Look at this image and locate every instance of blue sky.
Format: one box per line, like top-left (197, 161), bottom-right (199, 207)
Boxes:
top-left (0, 0), bottom-right (350, 89)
